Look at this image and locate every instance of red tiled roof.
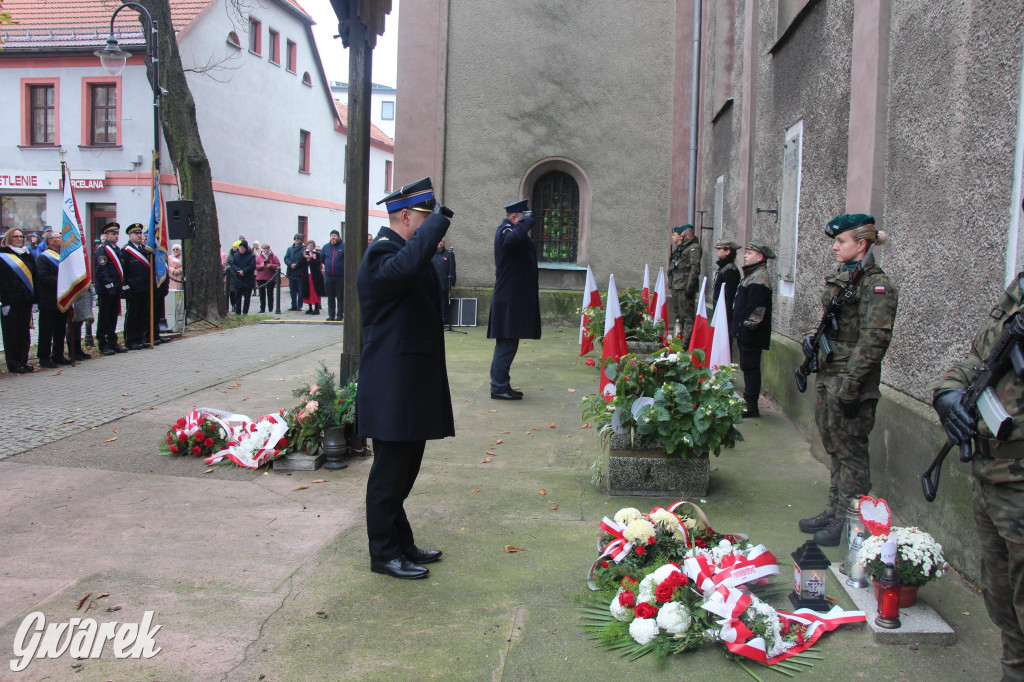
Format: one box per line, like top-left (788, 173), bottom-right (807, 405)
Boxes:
top-left (335, 100), bottom-right (395, 149)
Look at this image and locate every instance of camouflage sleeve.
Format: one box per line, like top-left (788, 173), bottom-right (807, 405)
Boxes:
top-left (683, 245), bottom-right (702, 294)
top-left (840, 273), bottom-right (898, 400)
top-left (933, 290), bottom-right (1018, 394)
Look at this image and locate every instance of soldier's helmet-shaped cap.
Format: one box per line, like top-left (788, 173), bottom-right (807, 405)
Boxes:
top-left (672, 224), bottom-right (694, 234)
top-left (376, 177), bottom-right (437, 214)
top-left (103, 221), bottom-right (120, 233)
top-left (504, 199), bottom-right (529, 214)
top-left (126, 223), bottom-right (144, 234)
top-left (825, 213), bottom-right (874, 238)
top-left (747, 240), bottom-right (776, 259)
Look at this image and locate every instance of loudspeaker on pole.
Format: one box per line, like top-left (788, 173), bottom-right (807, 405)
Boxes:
top-left (166, 200), bottom-right (196, 240)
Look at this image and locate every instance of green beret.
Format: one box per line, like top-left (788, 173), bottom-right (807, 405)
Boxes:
top-left (825, 213), bottom-right (874, 238)
top-left (672, 224), bottom-right (694, 234)
top-left (715, 239), bottom-right (741, 251)
top-left (747, 241), bottom-right (776, 259)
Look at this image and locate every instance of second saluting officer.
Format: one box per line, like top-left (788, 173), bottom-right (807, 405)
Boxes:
top-left (122, 223), bottom-right (153, 350)
top-left (487, 199), bottom-right (540, 400)
top-left (357, 177), bottom-right (454, 580)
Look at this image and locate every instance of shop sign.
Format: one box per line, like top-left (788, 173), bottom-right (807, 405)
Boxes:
top-left (0, 170), bottom-right (106, 191)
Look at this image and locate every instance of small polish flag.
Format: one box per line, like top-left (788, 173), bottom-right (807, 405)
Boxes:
top-left (688, 277), bottom-right (711, 366)
top-left (652, 267), bottom-right (668, 340)
top-left (579, 265), bottom-right (603, 356)
top-left (600, 274), bottom-right (628, 401)
top-left (708, 284), bottom-right (732, 370)
top-left (642, 264), bottom-right (651, 310)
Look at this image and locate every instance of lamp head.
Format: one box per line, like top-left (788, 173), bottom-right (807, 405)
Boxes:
top-left (95, 37), bottom-right (130, 76)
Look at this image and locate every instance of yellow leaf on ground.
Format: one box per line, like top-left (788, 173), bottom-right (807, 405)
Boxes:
top-left (292, 486), bottom-right (309, 491)
top-left (491, 439), bottom-right (504, 445)
top-left (102, 437), bottom-right (117, 443)
top-left (472, 488), bottom-right (482, 493)
top-left (76, 594), bottom-right (91, 610)
top-left (579, 423), bottom-right (592, 429)
top-left (121, 393), bottom-right (131, 397)
top-left (488, 409), bottom-right (498, 413)
top-left (485, 451), bottom-right (496, 456)
top-left (550, 504), bottom-right (559, 510)
top-left (96, 593), bottom-right (110, 599)
top-left (502, 431), bottom-right (511, 434)
top-left (549, 423), bottom-right (556, 428)
top-left (568, 388), bottom-right (577, 393)
top-left (204, 468), bottom-right (214, 474)
top-left (61, 418), bottom-right (75, 424)
top-left (504, 545), bottom-right (529, 553)
top-left (481, 458), bottom-right (492, 463)
top-left (538, 489), bottom-right (547, 495)
top-left (312, 479), bottom-right (328, 483)
top-left (533, 427), bottom-right (541, 431)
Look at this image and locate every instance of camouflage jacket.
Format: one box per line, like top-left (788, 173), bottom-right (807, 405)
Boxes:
top-left (936, 275), bottom-right (1024, 484)
top-left (669, 237), bottom-right (702, 294)
top-left (816, 262), bottom-right (898, 400)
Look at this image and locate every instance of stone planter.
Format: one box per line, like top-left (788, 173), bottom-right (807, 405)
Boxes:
top-left (273, 443), bottom-right (325, 471)
top-left (322, 426), bottom-right (349, 470)
top-left (607, 432), bottom-right (710, 497)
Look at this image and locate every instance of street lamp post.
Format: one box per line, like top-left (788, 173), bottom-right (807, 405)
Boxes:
top-left (95, 2), bottom-right (161, 174)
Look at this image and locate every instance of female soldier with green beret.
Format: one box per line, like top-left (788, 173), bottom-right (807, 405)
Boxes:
top-left (798, 214), bottom-right (899, 546)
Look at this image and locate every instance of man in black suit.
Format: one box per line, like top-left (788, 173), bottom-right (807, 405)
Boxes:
top-left (121, 223), bottom-right (153, 349)
top-left (487, 199), bottom-right (540, 400)
top-left (432, 237), bottom-right (456, 327)
top-left (34, 229), bottom-right (70, 368)
top-left (93, 222), bottom-right (126, 354)
top-left (357, 177), bottom-right (454, 580)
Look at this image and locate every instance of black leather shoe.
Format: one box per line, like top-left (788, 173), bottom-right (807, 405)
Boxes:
top-left (100, 348), bottom-right (116, 356)
top-left (39, 360), bottom-right (57, 369)
top-left (13, 365), bottom-right (28, 374)
top-left (741, 409), bottom-right (760, 418)
top-left (798, 510), bottom-right (835, 534)
top-left (370, 557), bottom-right (429, 580)
top-left (403, 547), bottom-right (442, 564)
top-left (74, 352), bottom-right (90, 361)
top-left (20, 363), bottom-right (35, 372)
top-left (126, 344), bottom-right (144, 351)
top-left (491, 391), bottom-right (523, 400)
top-left (113, 345), bottom-right (128, 353)
top-left (510, 389), bottom-right (524, 398)
top-left (813, 516), bottom-right (845, 547)
top-left (52, 356), bottom-right (72, 365)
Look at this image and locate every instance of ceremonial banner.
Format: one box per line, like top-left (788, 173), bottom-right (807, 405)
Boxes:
top-left (600, 274), bottom-right (627, 401)
top-left (146, 158), bottom-right (168, 286)
top-left (56, 163), bottom-right (91, 312)
top-left (688, 277), bottom-right (710, 365)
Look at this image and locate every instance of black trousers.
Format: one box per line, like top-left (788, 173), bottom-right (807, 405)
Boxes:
top-left (37, 308), bottom-right (67, 361)
top-left (366, 439), bottom-right (425, 561)
top-left (738, 344), bottom-right (763, 410)
top-left (288, 277), bottom-right (303, 310)
top-left (234, 286), bottom-right (251, 314)
top-left (96, 293), bottom-right (120, 349)
top-left (489, 337), bottom-right (520, 393)
top-left (258, 280), bottom-right (276, 312)
top-left (324, 275), bottom-right (344, 318)
top-left (125, 291), bottom-right (150, 346)
top-left (1, 302), bottom-right (32, 370)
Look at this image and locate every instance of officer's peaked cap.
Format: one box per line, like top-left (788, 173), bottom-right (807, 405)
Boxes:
top-left (377, 177), bottom-right (437, 214)
top-left (504, 199), bottom-right (529, 214)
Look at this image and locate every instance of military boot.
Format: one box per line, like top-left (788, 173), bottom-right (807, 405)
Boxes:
top-left (798, 509), bottom-right (834, 534)
top-left (813, 516), bottom-right (845, 547)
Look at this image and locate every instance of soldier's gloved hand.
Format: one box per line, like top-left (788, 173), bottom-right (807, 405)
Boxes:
top-left (433, 203), bottom-right (454, 219)
top-left (839, 397), bottom-right (860, 419)
top-left (802, 335), bottom-right (816, 359)
top-left (933, 388), bottom-right (976, 445)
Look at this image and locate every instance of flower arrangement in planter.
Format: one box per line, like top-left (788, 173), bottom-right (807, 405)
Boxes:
top-left (161, 412), bottom-right (229, 458)
top-left (857, 526), bottom-right (948, 588)
top-left (334, 371), bottom-right (358, 428)
top-left (285, 362), bottom-right (340, 455)
top-left (582, 286), bottom-right (665, 345)
top-left (580, 339), bottom-right (745, 460)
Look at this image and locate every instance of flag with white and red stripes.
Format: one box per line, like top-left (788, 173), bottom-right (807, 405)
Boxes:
top-left (579, 265), bottom-right (602, 356)
top-left (688, 277), bottom-right (711, 366)
top-left (600, 274), bottom-right (628, 401)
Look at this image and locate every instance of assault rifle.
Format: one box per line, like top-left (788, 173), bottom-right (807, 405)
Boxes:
top-left (921, 313), bottom-right (1024, 502)
top-left (793, 244), bottom-right (875, 393)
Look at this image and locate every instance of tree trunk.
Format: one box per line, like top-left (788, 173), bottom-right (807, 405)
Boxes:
top-left (137, 0), bottom-right (226, 319)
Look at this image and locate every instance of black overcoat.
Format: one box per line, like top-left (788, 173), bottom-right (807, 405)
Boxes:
top-left (232, 250), bottom-right (256, 290)
top-left (300, 250), bottom-right (325, 298)
top-left (730, 260), bottom-right (773, 350)
top-left (487, 215), bottom-right (541, 340)
top-left (0, 247), bottom-right (37, 306)
top-left (34, 250), bottom-right (60, 311)
top-left (355, 215), bottom-right (455, 441)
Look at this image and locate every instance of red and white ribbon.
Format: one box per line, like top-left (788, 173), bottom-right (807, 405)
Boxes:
top-left (597, 517), bottom-right (634, 563)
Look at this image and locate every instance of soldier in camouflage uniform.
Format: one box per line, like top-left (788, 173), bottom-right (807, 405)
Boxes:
top-left (797, 214), bottom-right (898, 546)
top-left (934, 271), bottom-right (1024, 681)
top-left (668, 224), bottom-right (702, 346)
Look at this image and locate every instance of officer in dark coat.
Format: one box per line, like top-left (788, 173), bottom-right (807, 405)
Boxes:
top-left (121, 223), bottom-right (153, 349)
top-left (432, 237), bottom-right (456, 326)
top-left (487, 199), bottom-right (540, 400)
top-left (94, 222), bottom-right (126, 354)
top-left (730, 241), bottom-right (775, 418)
top-left (34, 230), bottom-right (70, 367)
top-left (356, 177), bottom-right (454, 580)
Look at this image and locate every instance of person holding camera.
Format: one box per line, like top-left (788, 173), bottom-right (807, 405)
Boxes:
top-left (357, 177), bottom-right (454, 580)
top-left (301, 240), bottom-right (324, 315)
top-left (487, 199), bottom-right (540, 400)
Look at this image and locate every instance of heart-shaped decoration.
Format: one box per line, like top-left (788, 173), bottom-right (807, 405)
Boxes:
top-left (858, 496), bottom-right (891, 536)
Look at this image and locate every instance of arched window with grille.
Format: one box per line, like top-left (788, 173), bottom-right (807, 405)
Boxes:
top-left (531, 171), bottom-right (580, 263)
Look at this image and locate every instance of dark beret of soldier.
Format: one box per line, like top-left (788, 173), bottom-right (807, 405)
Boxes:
top-left (103, 221), bottom-right (120, 233)
top-left (747, 241), bottom-right (776, 259)
top-left (824, 213), bottom-right (874, 237)
top-left (672, 224), bottom-right (694, 234)
top-left (716, 239), bottom-right (741, 251)
top-left (126, 223), bottom-right (144, 234)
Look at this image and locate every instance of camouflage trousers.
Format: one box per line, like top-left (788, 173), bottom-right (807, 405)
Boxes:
top-left (974, 466), bottom-right (1024, 681)
top-left (814, 373), bottom-right (877, 513)
top-left (674, 291), bottom-right (696, 347)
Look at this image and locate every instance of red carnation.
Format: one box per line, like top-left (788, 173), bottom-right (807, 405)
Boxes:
top-left (648, 536), bottom-right (656, 545)
top-left (191, 445), bottom-right (201, 456)
top-left (634, 602), bottom-right (657, 619)
top-left (175, 418), bottom-right (186, 428)
top-left (635, 546), bottom-right (646, 556)
top-left (198, 418), bottom-right (205, 426)
top-left (169, 445), bottom-right (178, 454)
top-left (655, 581), bottom-right (675, 604)
top-left (618, 591), bottom-right (636, 608)
top-left (166, 434), bottom-right (173, 444)
top-left (178, 433), bottom-right (188, 443)
top-left (585, 358), bottom-right (596, 367)
top-left (600, 561), bottom-right (610, 569)
top-left (277, 438), bottom-right (288, 447)
top-left (205, 437), bottom-right (215, 447)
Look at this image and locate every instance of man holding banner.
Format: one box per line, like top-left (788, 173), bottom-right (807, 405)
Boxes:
top-left (146, 160), bottom-right (169, 341)
top-left (35, 230), bottom-right (70, 368)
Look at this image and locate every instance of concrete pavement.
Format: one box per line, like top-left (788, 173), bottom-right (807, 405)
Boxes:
top-left (0, 325), bottom-right (1004, 681)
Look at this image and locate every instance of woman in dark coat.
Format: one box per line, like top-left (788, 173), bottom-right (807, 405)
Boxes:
top-left (730, 241), bottom-right (775, 418)
top-left (301, 240), bottom-right (325, 315)
top-left (0, 228), bottom-right (38, 373)
top-left (230, 240), bottom-right (256, 314)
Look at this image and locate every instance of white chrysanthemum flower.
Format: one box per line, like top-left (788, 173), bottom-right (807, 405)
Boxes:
top-left (682, 517), bottom-right (698, 530)
top-left (649, 509), bottom-right (679, 529)
top-left (614, 507), bottom-right (643, 525)
top-left (638, 575), bottom-right (657, 603)
top-left (629, 616), bottom-right (661, 645)
top-left (656, 601), bottom-right (692, 634)
top-left (623, 519), bottom-right (656, 545)
top-left (609, 589), bottom-right (632, 622)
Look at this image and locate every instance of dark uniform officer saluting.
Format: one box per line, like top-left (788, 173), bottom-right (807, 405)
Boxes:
top-left (121, 223), bottom-right (153, 350)
top-left (487, 199), bottom-right (541, 400)
top-left (94, 222), bottom-right (126, 354)
top-left (432, 237), bottom-right (456, 326)
top-left (357, 177), bottom-right (454, 580)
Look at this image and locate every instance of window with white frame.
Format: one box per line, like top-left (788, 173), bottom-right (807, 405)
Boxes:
top-left (381, 100), bottom-right (395, 121)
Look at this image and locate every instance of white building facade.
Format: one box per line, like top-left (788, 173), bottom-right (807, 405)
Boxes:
top-left (0, 0), bottom-right (394, 252)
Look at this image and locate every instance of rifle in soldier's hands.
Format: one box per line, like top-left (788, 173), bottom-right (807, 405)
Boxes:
top-left (794, 244), bottom-right (875, 393)
top-left (922, 313), bottom-right (1024, 502)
